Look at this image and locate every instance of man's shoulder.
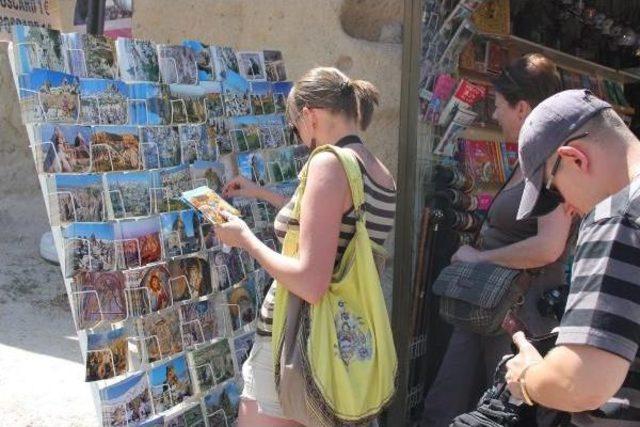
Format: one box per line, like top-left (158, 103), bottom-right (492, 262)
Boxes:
top-left (581, 179), bottom-right (640, 229)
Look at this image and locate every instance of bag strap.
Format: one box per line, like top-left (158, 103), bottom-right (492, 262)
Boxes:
top-left (292, 144), bottom-right (366, 222)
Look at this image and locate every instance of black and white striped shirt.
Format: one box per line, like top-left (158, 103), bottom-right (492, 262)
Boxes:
top-left (257, 145), bottom-right (397, 337)
top-left (557, 176), bottom-right (640, 426)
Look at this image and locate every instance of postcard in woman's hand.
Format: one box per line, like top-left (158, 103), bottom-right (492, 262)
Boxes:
top-left (181, 186), bottom-right (240, 224)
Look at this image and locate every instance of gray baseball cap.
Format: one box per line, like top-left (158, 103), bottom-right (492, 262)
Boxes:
top-left (517, 89), bottom-right (612, 220)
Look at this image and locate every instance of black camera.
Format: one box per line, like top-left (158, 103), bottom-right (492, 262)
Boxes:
top-left (537, 286), bottom-right (569, 322)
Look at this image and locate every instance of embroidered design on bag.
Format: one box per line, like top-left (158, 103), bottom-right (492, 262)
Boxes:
top-left (334, 300), bottom-right (373, 365)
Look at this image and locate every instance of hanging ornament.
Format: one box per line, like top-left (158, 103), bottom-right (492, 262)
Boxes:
top-left (619, 27), bottom-right (637, 46)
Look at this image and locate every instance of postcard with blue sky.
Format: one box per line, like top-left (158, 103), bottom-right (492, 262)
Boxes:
top-left (19, 69), bottom-right (80, 124)
top-left (13, 25), bottom-right (65, 75)
top-left (149, 354), bottom-right (192, 413)
top-left (182, 40), bottom-right (217, 81)
top-left (140, 126), bottom-right (181, 169)
top-left (79, 78), bottom-right (128, 125)
top-left (52, 173), bottom-right (105, 224)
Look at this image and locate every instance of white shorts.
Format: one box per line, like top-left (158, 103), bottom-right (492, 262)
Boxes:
top-left (241, 334), bottom-right (288, 419)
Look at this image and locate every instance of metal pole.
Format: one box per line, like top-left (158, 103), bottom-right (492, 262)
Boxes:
top-left (86, 0), bottom-right (106, 36)
top-left (385, 0), bottom-right (423, 424)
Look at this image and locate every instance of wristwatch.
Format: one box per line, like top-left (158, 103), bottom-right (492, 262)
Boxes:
top-left (518, 362), bottom-right (539, 406)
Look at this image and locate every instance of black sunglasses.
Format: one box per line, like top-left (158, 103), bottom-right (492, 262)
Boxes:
top-left (287, 123), bottom-right (300, 145)
top-left (544, 132), bottom-right (590, 203)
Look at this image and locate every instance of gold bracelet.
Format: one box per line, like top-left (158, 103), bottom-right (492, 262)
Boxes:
top-left (518, 362), bottom-right (540, 406)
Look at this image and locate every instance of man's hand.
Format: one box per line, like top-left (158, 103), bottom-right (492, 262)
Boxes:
top-left (451, 245), bottom-right (484, 264)
top-left (505, 332), bottom-right (543, 399)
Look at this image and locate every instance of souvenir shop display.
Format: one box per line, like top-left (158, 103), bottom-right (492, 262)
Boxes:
top-left (9, 24), bottom-right (310, 426)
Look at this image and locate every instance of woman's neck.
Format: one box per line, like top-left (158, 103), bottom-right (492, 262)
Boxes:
top-left (318, 124), bottom-right (360, 147)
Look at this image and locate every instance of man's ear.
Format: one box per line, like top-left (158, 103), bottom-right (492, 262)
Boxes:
top-left (516, 100), bottom-right (532, 121)
top-left (557, 145), bottom-right (589, 174)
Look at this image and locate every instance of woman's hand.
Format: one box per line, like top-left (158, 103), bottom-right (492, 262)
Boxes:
top-left (214, 211), bottom-right (255, 250)
top-left (222, 176), bottom-right (260, 199)
top-left (451, 245), bottom-right (484, 264)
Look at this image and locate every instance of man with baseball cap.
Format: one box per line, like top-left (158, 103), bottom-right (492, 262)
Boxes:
top-left (505, 89), bottom-right (640, 425)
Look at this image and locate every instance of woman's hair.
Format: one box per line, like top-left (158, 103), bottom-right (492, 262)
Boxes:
top-left (286, 67), bottom-right (380, 131)
top-left (492, 53), bottom-right (561, 108)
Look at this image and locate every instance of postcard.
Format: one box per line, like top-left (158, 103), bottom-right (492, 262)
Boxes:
top-left (139, 307), bottom-right (183, 363)
top-left (260, 124), bottom-right (287, 150)
top-left (180, 124), bottom-right (216, 164)
top-left (237, 51), bottom-right (267, 81)
top-left (63, 32), bottom-right (118, 79)
top-left (86, 326), bottom-right (128, 382)
top-left (209, 249), bottom-right (245, 292)
top-left (252, 268), bottom-right (273, 306)
top-left (168, 255), bottom-right (213, 301)
top-left (231, 198), bottom-right (256, 231)
top-left (263, 50), bottom-right (287, 82)
top-left (91, 126), bottom-right (141, 172)
top-left (264, 147), bottom-right (297, 183)
top-left (206, 117), bottom-right (232, 156)
top-left (249, 82), bottom-right (275, 115)
top-left (13, 25), bottom-right (65, 75)
top-left (226, 279), bottom-right (257, 331)
top-left (63, 222), bottom-right (116, 277)
top-left (150, 165), bottom-right (192, 213)
top-left (222, 72), bottom-right (251, 117)
top-left (72, 271), bottom-right (127, 330)
top-left (272, 81), bottom-right (293, 114)
top-left (180, 298), bottom-right (220, 348)
top-left (187, 339), bottom-right (235, 395)
top-left (125, 264), bottom-right (172, 317)
top-left (79, 78), bottom-right (128, 125)
top-left (128, 83), bottom-right (171, 125)
top-left (157, 44), bottom-right (198, 85)
top-left (199, 221), bottom-right (221, 251)
top-left (203, 82), bottom-right (225, 118)
top-left (141, 126), bottom-right (182, 169)
top-left (229, 116), bottom-right (262, 152)
top-left (252, 202), bottom-right (273, 230)
top-left (203, 381), bottom-right (241, 426)
top-left (99, 372), bottom-right (153, 426)
top-left (236, 151), bottom-right (268, 186)
top-left (190, 160), bottom-right (227, 194)
top-left (161, 209), bottom-right (203, 258)
top-left (181, 186), bottom-right (239, 225)
top-left (232, 331), bottom-right (255, 368)
top-left (105, 171), bottom-right (151, 219)
top-left (182, 40), bottom-right (217, 82)
top-left (116, 38), bottom-right (160, 83)
top-left (164, 402), bottom-right (206, 427)
top-left (34, 124), bottom-right (92, 173)
top-left (168, 85), bottom-right (206, 125)
top-left (50, 173), bottom-right (105, 224)
top-left (19, 69), bottom-right (80, 124)
top-left (115, 216), bottom-right (163, 270)
top-left (211, 46), bottom-right (240, 80)
top-left (149, 354), bottom-right (192, 413)
top-left (292, 144), bottom-right (310, 173)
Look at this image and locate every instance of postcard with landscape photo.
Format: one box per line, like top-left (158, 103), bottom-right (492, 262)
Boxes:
top-left (231, 198), bottom-right (256, 231)
top-left (72, 270), bottom-right (127, 330)
top-left (188, 338), bottom-right (234, 395)
top-left (211, 46), bottom-right (240, 80)
top-left (226, 278), bottom-right (257, 331)
top-left (50, 173), bottom-right (105, 224)
top-left (91, 125), bottom-right (141, 172)
top-left (64, 222), bottom-right (116, 277)
top-left (264, 147), bottom-right (297, 183)
top-left (149, 354), bottom-right (192, 413)
top-left (99, 372), bottom-right (153, 427)
top-left (236, 151), bottom-right (268, 186)
top-left (293, 144), bottom-right (311, 173)
top-left (64, 32), bottom-right (118, 79)
top-left (168, 255), bottom-right (213, 301)
top-left (209, 249), bottom-right (244, 292)
top-left (237, 51), bottom-right (267, 82)
top-left (272, 81), bottom-right (293, 114)
top-left (180, 298), bottom-right (220, 349)
top-left (105, 171), bottom-right (151, 219)
top-left (190, 160), bottom-right (227, 194)
top-left (128, 82), bottom-right (171, 125)
top-left (199, 221), bottom-right (221, 252)
top-left (150, 165), bottom-right (192, 213)
top-left (181, 186), bottom-right (239, 225)
top-left (116, 38), bottom-right (160, 83)
top-left (252, 268), bottom-right (273, 306)
top-left (250, 82), bottom-right (275, 115)
top-left (182, 40), bottom-right (217, 81)
top-left (203, 381), bottom-right (241, 426)
top-left (233, 331), bottom-right (255, 369)
top-left (229, 115), bottom-right (262, 152)
top-left (164, 402), bottom-right (206, 427)
top-left (207, 117), bottom-right (232, 156)
top-left (161, 209), bottom-right (202, 259)
top-left (139, 307), bottom-right (184, 363)
top-left (116, 216), bottom-right (163, 269)
top-left (263, 50), bottom-right (287, 82)
top-left (168, 85), bottom-right (206, 125)
top-left (19, 69), bottom-right (80, 124)
top-left (13, 25), bottom-right (65, 75)
top-left (141, 126), bottom-right (181, 169)
top-left (259, 123), bottom-right (286, 149)
top-left (157, 44), bottom-right (198, 85)
top-left (79, 78), bottom-right (128, 125)
top-left (222, 72), bottom-right (251, 117)
top-left (125, 263), bottom-right (172, 317)
top-left (34, 124), bottom-right (92, 173)
top-left (179, 124), bottom-right (213, 164)
top-left (203, 82), bottom-right (225, 118)
top-left (86, 326), bottom-right (128, 382)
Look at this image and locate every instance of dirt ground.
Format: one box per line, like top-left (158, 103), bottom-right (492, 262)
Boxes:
top-left (0, 45), bottom-right (98, 426)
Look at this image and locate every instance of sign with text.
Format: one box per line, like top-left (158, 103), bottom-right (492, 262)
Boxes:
top-left (0, 0), bottom-right (61, 42)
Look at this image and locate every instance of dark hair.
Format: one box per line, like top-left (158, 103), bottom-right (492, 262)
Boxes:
top-left (286, 67), bottom-right (380, 131)
top-left (492, 53), bottom-right (561, 108)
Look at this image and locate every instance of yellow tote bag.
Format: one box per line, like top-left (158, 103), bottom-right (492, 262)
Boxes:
top-left (272, 145), bottom-right (397, 426)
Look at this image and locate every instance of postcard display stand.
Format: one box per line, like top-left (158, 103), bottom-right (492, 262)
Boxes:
top-left (405, 0), bottom-right (639, 420)
top-left (9, 25), bottom-right (306, 427)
